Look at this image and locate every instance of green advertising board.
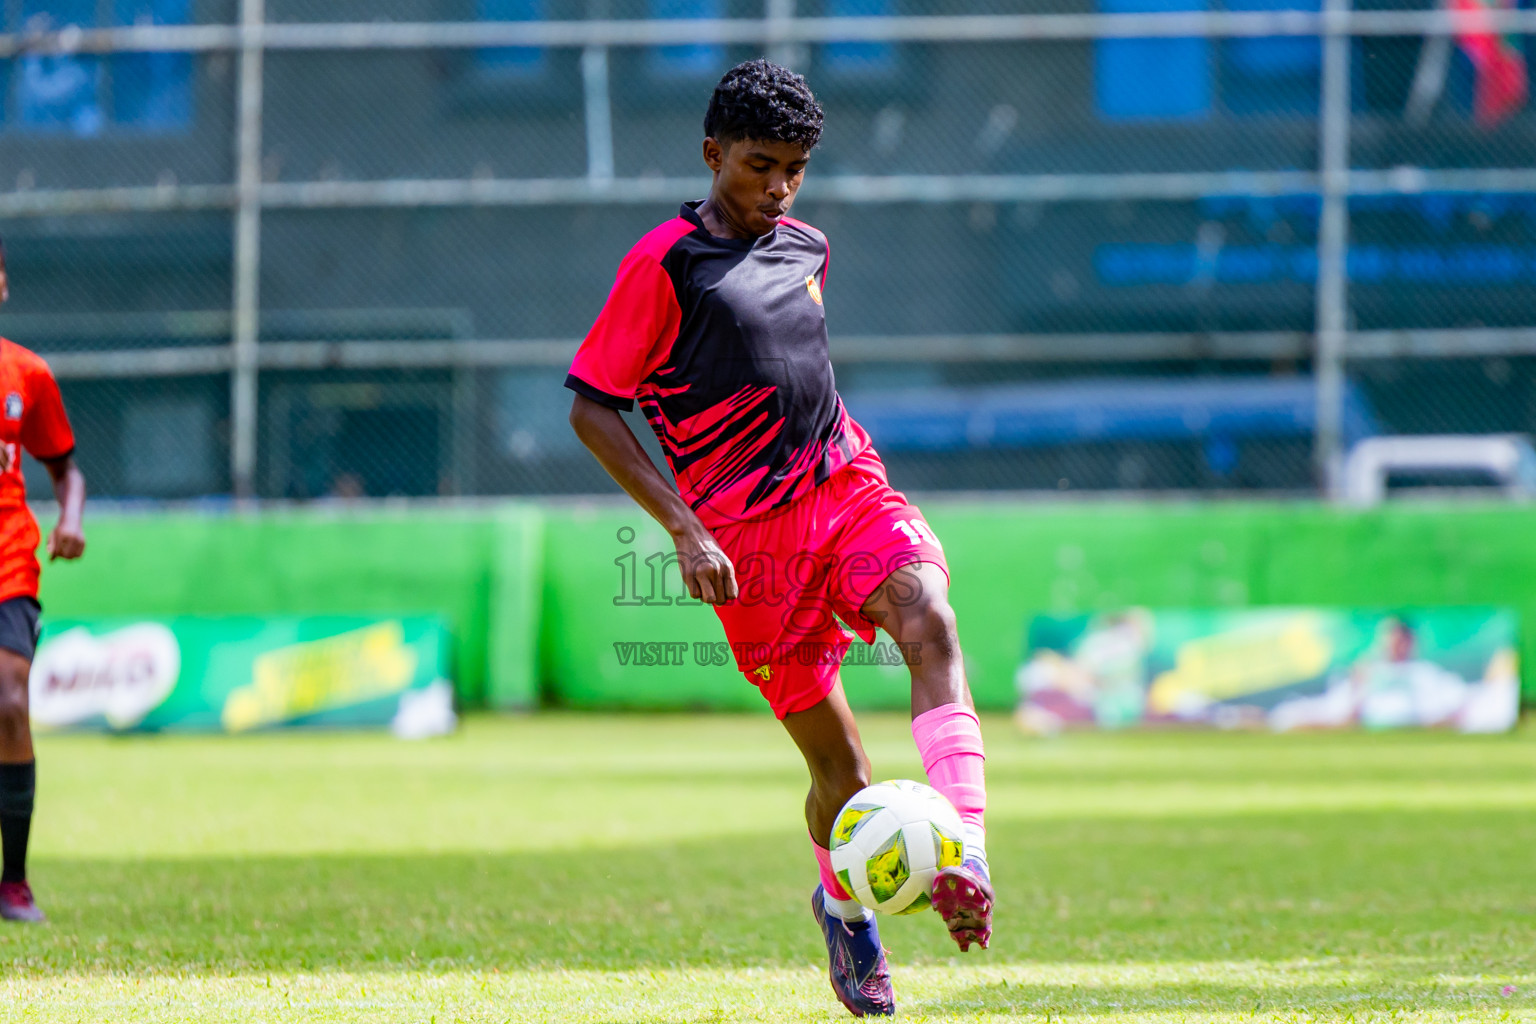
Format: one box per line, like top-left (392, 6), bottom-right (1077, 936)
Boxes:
top-left (29, 615), bottom-right (452, 733)
top-left (1018, 607), bottom-right (1519, 734)
top-left (27, 500), bottom-right (1536, 715)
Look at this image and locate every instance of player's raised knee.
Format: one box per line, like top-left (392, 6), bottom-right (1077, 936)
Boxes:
top-left (889, 594), bottom-right (958, 650)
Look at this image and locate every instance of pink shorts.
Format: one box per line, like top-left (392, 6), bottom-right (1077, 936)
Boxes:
top-left (710, 447), bottom-right (949, 719)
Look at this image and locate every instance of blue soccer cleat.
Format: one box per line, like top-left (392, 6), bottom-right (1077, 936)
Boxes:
top-left (932, 857), bottom-right (993, 952)
top-left (811, 886), bottom-right (895, 1017)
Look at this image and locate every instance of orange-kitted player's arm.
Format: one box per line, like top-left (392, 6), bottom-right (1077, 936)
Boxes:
top-left (40, 454), bottom-right (84, 562)
top-left (21, 360), bottom-right (83, 562)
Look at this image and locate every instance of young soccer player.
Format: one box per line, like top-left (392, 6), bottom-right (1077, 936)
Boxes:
top-left (567, 60), bottom-right (991, 1016)
top-left (0, 235), bottom-right (87, 923)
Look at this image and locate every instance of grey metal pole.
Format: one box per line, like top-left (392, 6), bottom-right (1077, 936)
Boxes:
top-left (10, 9), bottom-right (1531, 52)
top-left (766, 0), bottom-right (805, 69)
top-left (580, 46), bottom-right (615, 185)
top-left (1314, 0), bottom-right (1351, 498)
top-left (231, 0), bottom-right (265, 501)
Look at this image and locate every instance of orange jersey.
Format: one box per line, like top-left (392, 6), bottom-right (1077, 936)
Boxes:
top-left (0, 340), bottom-right (75, 603)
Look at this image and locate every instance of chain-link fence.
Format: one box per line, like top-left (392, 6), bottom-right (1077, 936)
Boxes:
top-left (2, 2), bottom-right (1536, 502)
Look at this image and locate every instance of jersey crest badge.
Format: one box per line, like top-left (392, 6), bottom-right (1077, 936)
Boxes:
top-left (805, 275), bottom-right (823, 306)
top-left (4, 393), bottom-right (21, 421)
top-left (751, 664), bottom-right (773, 683)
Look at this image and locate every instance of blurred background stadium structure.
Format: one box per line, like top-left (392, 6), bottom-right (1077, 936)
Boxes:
top-left (2, 0), bottom-right (1536, 502)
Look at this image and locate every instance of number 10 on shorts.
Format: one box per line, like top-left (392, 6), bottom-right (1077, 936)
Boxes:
top-left (894, 518), bottom-right (941, 549)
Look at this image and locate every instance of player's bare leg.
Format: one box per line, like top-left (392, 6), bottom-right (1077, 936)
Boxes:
top-left (783, 686), bottom-right (894, 1017)
top-left (0, 649), bottom-right (34, 763)
top-left (862, 561), bottom-right (993, 951)
top-left (0, 647), bottom-right (41, 923)
top-left (783, 685), bottom-right (871, 845)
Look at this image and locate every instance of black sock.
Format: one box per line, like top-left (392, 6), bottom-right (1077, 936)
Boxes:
top-left (0, 761), bottom-right (35, 884)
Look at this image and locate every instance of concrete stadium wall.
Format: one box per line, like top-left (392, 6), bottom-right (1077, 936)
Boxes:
top-left (34, 500), bottom-right (1536, 712)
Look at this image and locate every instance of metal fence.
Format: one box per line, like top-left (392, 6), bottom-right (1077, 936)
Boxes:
top-left (3, 1), bottom-right (1536, 501)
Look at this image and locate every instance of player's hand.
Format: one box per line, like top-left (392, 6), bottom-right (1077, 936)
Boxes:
top-left (672, 522), bottom-right (738, 605)
top-left (47, 522), bottom-right (85, 561)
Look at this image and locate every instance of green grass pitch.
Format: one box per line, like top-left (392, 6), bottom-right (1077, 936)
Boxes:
top-left (4, 713), bottom-right (1536, 1022)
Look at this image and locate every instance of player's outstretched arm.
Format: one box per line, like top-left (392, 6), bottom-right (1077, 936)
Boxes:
top-left (569, 394), bottom-right (737, 604)
top-left (40, 454), bottom-right (84, 562)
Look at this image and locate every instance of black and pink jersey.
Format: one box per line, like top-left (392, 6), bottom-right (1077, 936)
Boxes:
top-left (566, 200), bottom-right (872, 527)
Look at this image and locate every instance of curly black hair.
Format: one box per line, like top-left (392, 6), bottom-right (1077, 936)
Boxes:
top-left (703, 59), bottom-right (824, 150)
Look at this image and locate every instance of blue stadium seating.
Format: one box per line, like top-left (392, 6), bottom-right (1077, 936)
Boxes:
top-left (842, 376), bottom-right (1378, 452)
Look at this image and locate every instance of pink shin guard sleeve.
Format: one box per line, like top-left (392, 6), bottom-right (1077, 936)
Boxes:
top-left (912, 704), bottom-right (987, 831)
top-left (812, 833), bottom-right (855, 900)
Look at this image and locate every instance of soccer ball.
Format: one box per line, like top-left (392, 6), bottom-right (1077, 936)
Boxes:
top-left (828, 779), bottom-right (965, 915)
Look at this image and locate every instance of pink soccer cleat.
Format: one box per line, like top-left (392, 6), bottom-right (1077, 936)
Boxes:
top-left (931, 858), bottom-right (992, 951)
top-left (0, 881), bottom-right (44, 923)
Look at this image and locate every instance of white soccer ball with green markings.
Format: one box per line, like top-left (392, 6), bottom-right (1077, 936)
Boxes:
top-left (828, 779), bottom-right (965, 916)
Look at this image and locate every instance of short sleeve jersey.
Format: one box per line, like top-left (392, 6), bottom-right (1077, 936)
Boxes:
top-left (0, 340), bottom-right (76, 603)
top-left (566, 201), bottom-right (871, 527)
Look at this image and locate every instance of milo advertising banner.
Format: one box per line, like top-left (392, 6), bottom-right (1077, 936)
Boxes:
top-left (1016, 608), bottom-right (1519, 735)
top-left (28, 616), bottom-right (455, 735)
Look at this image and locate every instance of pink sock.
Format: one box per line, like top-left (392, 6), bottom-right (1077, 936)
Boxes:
top-left (812, 833), bottom-right (855, 901)
top-left (912, 703), bottom-right (987, 862)
top-left (812, 832), bottom-right (870, 922)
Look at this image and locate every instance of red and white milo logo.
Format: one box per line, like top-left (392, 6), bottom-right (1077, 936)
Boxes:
top-left (29, 624), bottom-right (180, 729)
